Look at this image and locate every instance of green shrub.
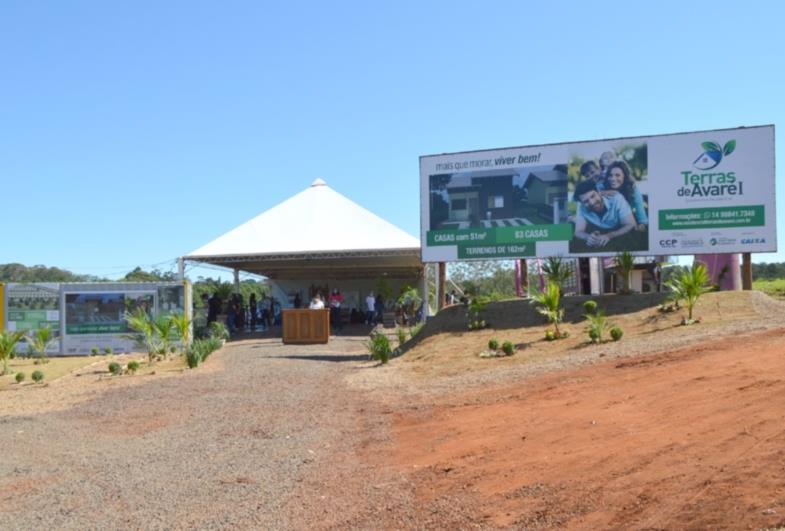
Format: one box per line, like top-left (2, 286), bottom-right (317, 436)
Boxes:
top-left (610, 327), bottom-right (624, 341)
top-left (31, 370), bottom-right (44, 383)
top-left (104, 347), bottom-right (113, 355)
top-left (367, 332), bottom-right (392, 364)
top-left (501, 341), bottom-right (515, 356)
top-left (488, 338), bottom-right (499, 350)
top-left (15, 372), bottom-right (25, 384)
top-left (208, 321), bottom-right (230, 341)
top-left (583, 300), bottom-right (598, 314)
top-left (108, 362), bottom-right (122, 375)
top-left (396, 327), bottom-right (407, 347)
top-left (466, 296), bottom-right (490, 330)
top-left (202, 337), bottom-right (222, 361)
top-left (126, 360), bottom-right (140, 374)
top-left (409, 323), bottom-right (424, 340)
top-left (186, 349), bottom-right (201, 369)
top-left (91, 347), bottom-right (99, 356)
top-left (186, 337), bottom-right (222, 368)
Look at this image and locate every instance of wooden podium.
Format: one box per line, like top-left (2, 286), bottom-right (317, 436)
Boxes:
top-left (282, 309), bottom-right (330, 344)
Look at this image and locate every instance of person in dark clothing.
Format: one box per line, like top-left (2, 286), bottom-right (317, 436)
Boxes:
top-left (328, 288), bottom-right (344, 331)
top-left (207, 294), bottom-right (220, 324)
top-left (293, 293), bottom-right (302, 308)
top-left (374, 293), bottom-right (385, 325)
top-left (249, 293), bottom-right (258, 331)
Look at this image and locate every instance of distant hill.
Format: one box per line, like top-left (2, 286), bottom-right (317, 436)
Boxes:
top-left (0, 263), bottom-right (103, 283)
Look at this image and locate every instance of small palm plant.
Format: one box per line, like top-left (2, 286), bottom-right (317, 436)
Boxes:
top-left (29, 326), bottom-right (55, 364)
top-left (169, 313), bottom-right (192, 355)
top-left (124, 308), bottom-right (157, 362)
top-left (0, 330), bottom-right (28, 376)
top-left (152, 315), bottom-right (176, 358)
top-left (615, 251), bottom-right (635, 294)
top-left (666, 263), bottom-right (712, 324)
top-left (541, 257), bottom-right (572, 290)
top-left (585, 310), bottom-right (610, 343)
top-left (531, 281), bottom-right (564, 338)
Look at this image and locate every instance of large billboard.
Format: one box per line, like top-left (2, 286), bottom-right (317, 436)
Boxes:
top-left (420, 125), bottom-right (776, 261)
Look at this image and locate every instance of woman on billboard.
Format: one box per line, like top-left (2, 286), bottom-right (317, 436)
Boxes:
top-left (604, 160), bottom-right (648, 231)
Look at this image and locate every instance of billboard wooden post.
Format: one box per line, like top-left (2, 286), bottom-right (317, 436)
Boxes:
top-left (438, 262), bottom-right (446, 311)
top-left (516, 259), bottom-right (528, 297)
top-left (742, 253), bottom-right (752, 290)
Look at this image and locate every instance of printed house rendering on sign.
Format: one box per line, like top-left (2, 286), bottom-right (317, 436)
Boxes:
top-left (429, 165), bottom-right (569, 230)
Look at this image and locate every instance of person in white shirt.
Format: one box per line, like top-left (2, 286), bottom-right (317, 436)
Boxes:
top-left (309, 294), bottom-right (325, 310)
top-left (365, 292), bottom-right (376, 325)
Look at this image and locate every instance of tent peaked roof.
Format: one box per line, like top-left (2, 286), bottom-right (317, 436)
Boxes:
top-left (187, 180), bottom-right (420, 259)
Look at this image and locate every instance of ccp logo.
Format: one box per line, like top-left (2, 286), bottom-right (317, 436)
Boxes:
top-left (659, 239), bottom-right (677, 248)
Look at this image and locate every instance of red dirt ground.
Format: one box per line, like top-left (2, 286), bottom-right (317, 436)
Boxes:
top-left (388, 328), bottom-right (785, 530)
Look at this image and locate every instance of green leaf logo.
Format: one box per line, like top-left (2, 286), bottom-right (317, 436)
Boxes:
top-left (723, 140), bottom-right (736, 156)
top-left (702, 141), bottom-right (722, 152)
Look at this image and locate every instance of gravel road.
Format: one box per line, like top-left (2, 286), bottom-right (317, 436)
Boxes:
top-left (0, 337), bottom-right (400, 530)
top-left (3, 292), bottom-right (782, 530)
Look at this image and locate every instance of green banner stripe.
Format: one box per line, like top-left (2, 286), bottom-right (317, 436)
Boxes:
top-left (66, 323), bottom-right (127, 335)
top-left (457, 243), bottom-right (535, 259)
top-left (659, 205), bottom-right (764, 230)
top-left (427, 223), bottom-right (572, 247)
top-left (426, 229), bottom-right (495, 246)
top-left (496, 223), bottom-right (573, 243)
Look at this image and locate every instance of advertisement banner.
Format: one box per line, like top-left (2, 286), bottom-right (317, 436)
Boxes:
top-left (60, 283), bottom-right (188, 355)
top-left (6, 283), bottom-right (61, 353)
top-left (420, 125), bottom-right (776, 261)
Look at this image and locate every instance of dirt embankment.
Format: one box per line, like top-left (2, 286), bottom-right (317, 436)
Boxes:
top-left (385, 327), bottom-right (785, 529)
top-left (384, 291), bottom-right (785, 385)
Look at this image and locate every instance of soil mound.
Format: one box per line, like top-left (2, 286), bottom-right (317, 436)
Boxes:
top-left (391, 291), bottom-right (785, 382)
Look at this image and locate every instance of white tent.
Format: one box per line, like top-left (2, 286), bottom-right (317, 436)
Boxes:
top-left (183, 179), bottom-right (423, 282)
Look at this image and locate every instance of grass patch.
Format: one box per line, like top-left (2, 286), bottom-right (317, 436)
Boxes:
top-left (0, 355), bottom-right (110, 390)
top-left (754, 279), bottom-right (785, 299)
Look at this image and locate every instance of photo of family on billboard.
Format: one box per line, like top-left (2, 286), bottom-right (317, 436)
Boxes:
top-left (567, 143), bottom-right (649, 253)
top-left (428, 165), bottom-right (571, 230)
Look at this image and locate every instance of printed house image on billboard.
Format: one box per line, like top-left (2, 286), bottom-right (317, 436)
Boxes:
top-left (65, 292), bottom-right (154, 335)
top-left (429, 165), bottom-right (570, 230)
top-left (567, 142), bottom-right (649, 253)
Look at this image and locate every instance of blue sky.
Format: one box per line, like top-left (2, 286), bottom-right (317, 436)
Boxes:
top-left (2, 1), bottom-right (783, 279)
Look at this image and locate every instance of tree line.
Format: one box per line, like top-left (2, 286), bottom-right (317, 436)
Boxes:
top-left (0, 263), bottom-right (268, 306)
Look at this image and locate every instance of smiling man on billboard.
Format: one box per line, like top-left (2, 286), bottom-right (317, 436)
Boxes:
top-left (572, 179), bottom-right (636, 248)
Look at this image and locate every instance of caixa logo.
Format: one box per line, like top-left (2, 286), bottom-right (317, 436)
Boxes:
top-left (659, 239), bottom-right (677, 248)
top-left (741, 238), bottom-right (766, 245)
